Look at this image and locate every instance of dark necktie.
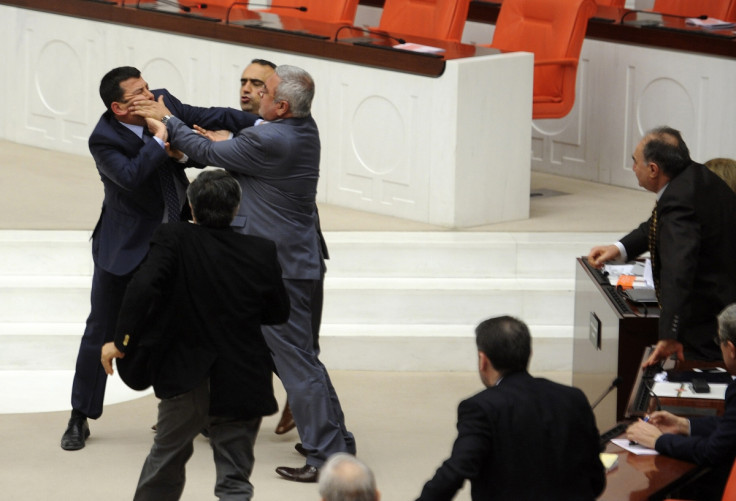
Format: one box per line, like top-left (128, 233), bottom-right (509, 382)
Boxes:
top-left (648, 202), bottom-right (661, 305)
top-left (143, 129), bottom-right (182, 222)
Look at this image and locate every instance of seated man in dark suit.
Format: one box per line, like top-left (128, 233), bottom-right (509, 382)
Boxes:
top-left (627, 302), bottom-right (736, 501)
top-left (100, 169), bottom-right (290, 500)
top-left (415, 316), bottom-right (605, 501)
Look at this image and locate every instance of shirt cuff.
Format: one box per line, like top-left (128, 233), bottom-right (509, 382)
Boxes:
top-left (614, 241), bottom-right (628, 262)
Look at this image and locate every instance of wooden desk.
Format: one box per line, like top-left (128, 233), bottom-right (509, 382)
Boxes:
top-left (600, 438), bottom-right (703, 501)
top-left (572, 257), bottom-right (660, 430)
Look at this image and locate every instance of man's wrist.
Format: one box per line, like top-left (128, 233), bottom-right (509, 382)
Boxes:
top-left (161, 114), bottom-right (174, 125)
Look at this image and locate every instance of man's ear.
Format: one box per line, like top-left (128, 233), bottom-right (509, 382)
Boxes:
top-left (726, 341), bottom-right (736, 361)
top-left (275, 100), bottom-right (290, 118)
top-left (648, 162), bottom-right (660, 178)
top-left (110, 101), bottom-right (127, 117)
top-left (478, 351), bottom-right (490, 372)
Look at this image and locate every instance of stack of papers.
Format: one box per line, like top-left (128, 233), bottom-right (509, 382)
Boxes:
top-left (686, 17), bottom-right (736, 29)
top-left (393, 43), bottom-right (445, 54)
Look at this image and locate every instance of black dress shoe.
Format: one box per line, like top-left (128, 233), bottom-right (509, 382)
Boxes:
top-left (295, 442), bottom-right (309, 457)
top-left (275, 464), bottom-right (319, 483)
top-left (61, 416), bottom-right (90, 451)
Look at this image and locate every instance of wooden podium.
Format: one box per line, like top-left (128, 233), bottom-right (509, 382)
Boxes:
top-left (572, 258), bottom-right (659, 430)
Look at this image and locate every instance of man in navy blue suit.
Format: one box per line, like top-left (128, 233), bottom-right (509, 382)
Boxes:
top-left (627, 303), bottom-right (736, 500)
top-left (60, 66), bottom-right (255, 451)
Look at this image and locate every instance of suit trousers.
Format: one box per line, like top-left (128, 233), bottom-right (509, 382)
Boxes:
top-left (262, 278), bottom-right (355, 467)
top-left (71, 264), bottom-right (133, 419)
top-left (134, 379), bottom-right (261, 501)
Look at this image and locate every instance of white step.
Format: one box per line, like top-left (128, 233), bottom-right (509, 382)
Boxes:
top-left (1, 229), bottom-right (624, 414)
top-left (0, 231), bottom-right (621, 368)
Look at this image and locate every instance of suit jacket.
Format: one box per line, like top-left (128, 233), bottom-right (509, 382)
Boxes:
top-left (620, 162), bottom-right (736, 359)
top-left (416, 371), bottom-right (605, 501)
top-left (88, 89), bottom-right (257, 276)
top-left (166, 115), bottom-right (323, 280)
top-left (656, 380), bottom-right (736, 467)
top-left (114, 222), bottom-right (290, 419)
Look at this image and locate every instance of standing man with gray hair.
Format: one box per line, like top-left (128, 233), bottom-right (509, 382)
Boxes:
top-left (319, 453), bottom-right (380, 501)
top-left (142, 64), bottom-right (355, 483)
top-left (627, 303), bottom-right (736, 500)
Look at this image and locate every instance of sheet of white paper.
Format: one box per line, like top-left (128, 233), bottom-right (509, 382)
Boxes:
top-left (643, 258), bottom-right (654, 288)
top-left (652, 381), bottom-right (729, 399)
top-left (610, 438), bottom-right (659, 455)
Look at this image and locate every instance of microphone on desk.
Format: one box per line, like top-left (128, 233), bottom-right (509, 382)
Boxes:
top-left (226, 2), bottom-right (307, 24)
top-left (591, 377), bottom-right (623, 410)
top-left (620, 9), bottom-right (707, 24)
top-left (333, 25), bottom-right (406, 45)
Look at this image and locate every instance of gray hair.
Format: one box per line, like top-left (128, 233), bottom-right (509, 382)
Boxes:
top-left (718, 304), bottom-right (736, 345)
top-left (318, 453), bottom-right (377, 501)
top-left (274, 64), bottom-right (314, 118)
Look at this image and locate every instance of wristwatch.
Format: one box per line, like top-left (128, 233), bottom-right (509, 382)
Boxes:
top-left (161, 114), bottom-right (173, 125)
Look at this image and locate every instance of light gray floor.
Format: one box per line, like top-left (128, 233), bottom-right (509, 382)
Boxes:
top-left (0, 139), bottom-right (654, 499)
top-left (0, 139), bottom-right (653, 232)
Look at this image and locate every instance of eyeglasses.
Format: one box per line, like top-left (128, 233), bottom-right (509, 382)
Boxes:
top-left (714, 336), bottom-right (725, 346)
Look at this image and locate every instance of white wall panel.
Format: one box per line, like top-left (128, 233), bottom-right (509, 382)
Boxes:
top-left (0, 5), bottom-right (533, 228)
top-left (533, 38), bottom-right (736, 190)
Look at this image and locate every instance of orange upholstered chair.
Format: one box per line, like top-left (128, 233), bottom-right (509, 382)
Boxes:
top-left (375, 0), bottom-right (471, 43)
top-left (485, 0), bottom-right (598, 119)
top-left (665, 458), bottom-right (736, 500)
top-left (595, 0), bottom-right (625, 6)
top-left (262, 0), bottom-right (359, 24)
top-left (652, 0), bottom-right (733, 19)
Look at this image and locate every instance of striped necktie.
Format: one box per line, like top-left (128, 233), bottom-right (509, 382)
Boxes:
top-left (143, 128), bottom-right (182, 222)
top-left (648, 202), bottom-right (661, 305)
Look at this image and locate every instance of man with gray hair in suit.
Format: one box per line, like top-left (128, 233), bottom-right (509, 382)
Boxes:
top-left (143, 64), bottom-right (355, 483)
top-left (319, 453), bottom-right (380, 501)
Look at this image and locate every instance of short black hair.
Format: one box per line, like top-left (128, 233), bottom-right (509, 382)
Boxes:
top-left (642, 126), bottom-right (691, 179)
top-left (251, 58), bottom-right (276, 70)
top-left (99, 66), bottom-right (141, 111)
top-left (186, 170), bottom-right (241, 228)
top-left (475, 316), bottom-right (531, 374)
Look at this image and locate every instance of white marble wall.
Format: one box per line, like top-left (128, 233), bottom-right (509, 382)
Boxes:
top-left (458, 3), bottom-right (736, 191)
top-left (0, 5), bottom-right (533, 228)
top-left (530, 40), bottom-right (736, 190)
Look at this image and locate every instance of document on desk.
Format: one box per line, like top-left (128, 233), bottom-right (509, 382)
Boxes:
top-left (652, 381), bottom-right (728, 399)
top-left (610, 438), bottom-right (659, 455)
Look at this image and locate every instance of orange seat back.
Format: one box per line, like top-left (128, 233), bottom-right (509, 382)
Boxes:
top-left (377, 0), bottom-right (471, 42)
top-left (262, 0), bottom-right (359, 24)
top-left (595, 0), bottom-right (625, 6)
top-left (653, 0), bottom-right (732, 19)
top-left (490, 0), bottom-right (597, 119)
top-left (721, 459), bottom-right (736, 500)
